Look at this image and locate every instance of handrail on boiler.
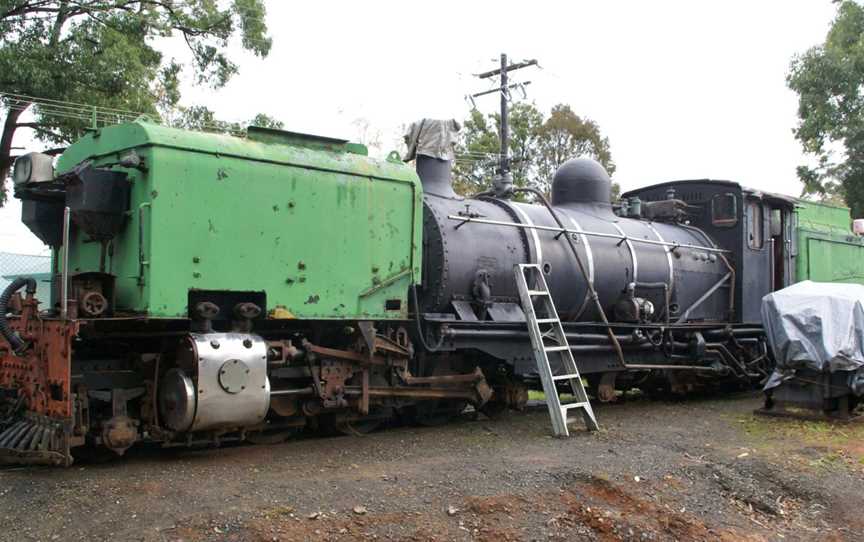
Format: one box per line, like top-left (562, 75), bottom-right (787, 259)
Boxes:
top-left (448, 214), bottom-right (731, 254)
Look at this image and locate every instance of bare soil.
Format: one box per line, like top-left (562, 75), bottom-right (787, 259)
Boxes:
top-left (1, 392), bottom-right (863, 541)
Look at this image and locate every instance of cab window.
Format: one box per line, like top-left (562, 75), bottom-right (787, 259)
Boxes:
top-left (747, 200), bottom-right (764, 249)
top-left (711, 193), bottom-right (737, 227)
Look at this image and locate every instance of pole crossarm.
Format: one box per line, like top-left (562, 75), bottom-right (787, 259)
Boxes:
top-left (476, 59), bottom-right (539, 79)
top-left (471, 81), bottom-right (532, 99)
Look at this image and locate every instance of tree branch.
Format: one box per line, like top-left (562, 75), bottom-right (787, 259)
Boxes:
top-left (1, 1), bottom-right (58, 20)
top-left (1, 101), bottom-right (30, 184)
top-left (15, 121), bottom-right (65, 140)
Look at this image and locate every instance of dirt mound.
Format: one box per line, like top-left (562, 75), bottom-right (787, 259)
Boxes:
top-left (561, 474), bottom-right (764, 542)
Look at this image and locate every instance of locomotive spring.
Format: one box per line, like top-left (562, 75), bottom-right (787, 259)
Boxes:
top-left (0, 420), bottom-right (28, 448)
top-left (0, 415), bottom-right (62, 452)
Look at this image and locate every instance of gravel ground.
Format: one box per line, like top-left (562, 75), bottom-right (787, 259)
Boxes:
top-left (1, 392), bottom-right (862, 541)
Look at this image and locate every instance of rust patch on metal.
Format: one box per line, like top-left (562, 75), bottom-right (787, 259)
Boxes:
top-left (0, 314), bottom-right (77, 418)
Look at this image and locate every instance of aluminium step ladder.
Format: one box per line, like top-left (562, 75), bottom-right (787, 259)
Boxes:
top-left (514, 263), bottom-right (599, 436)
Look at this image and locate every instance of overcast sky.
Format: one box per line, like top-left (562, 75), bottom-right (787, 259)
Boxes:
top-left (0, 0), bottom-right (839, 255)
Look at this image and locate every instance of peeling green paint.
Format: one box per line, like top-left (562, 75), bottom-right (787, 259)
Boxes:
top-left (57, 121), bottom-right (422, 319)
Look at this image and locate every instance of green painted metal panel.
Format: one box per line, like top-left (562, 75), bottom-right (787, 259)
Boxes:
top-left (804, 237), bottom-right (864, 283)
top-left (795, 200), bottom-right (852, 232)
top-left (794, 200), bottom-right (864, 284)
top-left (57, 122), bottom-right (423, 320)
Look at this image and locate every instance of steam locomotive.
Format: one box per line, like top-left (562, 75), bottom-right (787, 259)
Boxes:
top-left (0, 119), bottom-right (792, 465)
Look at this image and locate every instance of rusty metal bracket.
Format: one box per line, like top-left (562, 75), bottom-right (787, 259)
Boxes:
top-left (393, 366), bottom-right (492, 406)
top-left (397, 366), bottom-right (485, 386)
top-left (346, 386), bottom-right (479, 402)
top-left (372, 334), bottom-right (411, 358)
top-left (303, 341), bottom-right (405, 368)
top-left (305, 342), bottom-right (385, 365)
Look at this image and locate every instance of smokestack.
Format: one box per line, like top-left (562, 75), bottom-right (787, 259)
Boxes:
top-left (415, 155), bottom-right (455, 198)
top-left (404, 119), bottom-right (461, 198)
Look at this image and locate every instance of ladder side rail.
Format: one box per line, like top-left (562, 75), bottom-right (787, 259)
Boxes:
top-left (515, 263), bottom-right (598, 435)
top-left (515, 265), bottom-right (569, 436)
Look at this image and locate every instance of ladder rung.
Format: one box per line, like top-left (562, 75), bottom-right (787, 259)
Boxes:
top-left (561, 402), bottom-right (591, 410)
top-left (552, 374), bottom-right (581, 381)
top-left (544, 345), bottom-right (570, 352)
top-left (536, 318), bottom-right (559, 324)
top-left (527, 290), bottom-right (550, 296)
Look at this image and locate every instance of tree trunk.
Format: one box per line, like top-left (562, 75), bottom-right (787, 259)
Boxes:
top-left (0, 103), bottom-right (29, 197)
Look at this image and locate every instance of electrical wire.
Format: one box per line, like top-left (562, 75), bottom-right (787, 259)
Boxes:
top-left (1, 91), bottom-right (250, 135)
top-left (3, 92), bottom-right (155, 115)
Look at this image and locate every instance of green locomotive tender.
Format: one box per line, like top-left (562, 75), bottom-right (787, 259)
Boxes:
top-left (56, 122), bottom-right (422, 320)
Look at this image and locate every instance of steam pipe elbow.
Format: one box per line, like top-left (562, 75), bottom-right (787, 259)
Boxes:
top-left (0, 277), bottom-right (36, 355)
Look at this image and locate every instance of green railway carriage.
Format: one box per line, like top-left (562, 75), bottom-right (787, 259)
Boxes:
top-left (792, 199), bottom-right (864, 284)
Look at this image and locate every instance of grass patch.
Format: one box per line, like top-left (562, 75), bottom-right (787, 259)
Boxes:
top-left (528, 390), bottom-right (545, 401)
top-left (528, 390), bottom-right (577, 402)
top-left (736, 414), bottom-right (864, 470)
top-left (739, 415), bottom-right (864, 443)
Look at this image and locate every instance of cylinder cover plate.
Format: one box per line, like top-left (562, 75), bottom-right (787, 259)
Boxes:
top-left (219, 359), bottom-right (250, 394)
top-left (158, 368), bottom-right (196, 432)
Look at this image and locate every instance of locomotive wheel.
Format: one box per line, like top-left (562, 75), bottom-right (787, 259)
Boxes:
top-left (408, 400), bottom-right (467, 426)
top-left (327, 406), bottom-right (393, 436)
top-left (479, 399), bottom-right (509, 419)
top-left (247, 428), bottom-right (301, 445)
top-left (330, 371), bottom-right (394, 435)
top-left (336, 417), bottom-right (381, 436)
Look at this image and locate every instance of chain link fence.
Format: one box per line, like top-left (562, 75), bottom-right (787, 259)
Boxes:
top-left (0, 252), bottom-right (52, 298)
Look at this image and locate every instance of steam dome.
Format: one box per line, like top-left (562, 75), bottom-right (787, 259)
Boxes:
top-left (550, 158), bottom-right (612, 206)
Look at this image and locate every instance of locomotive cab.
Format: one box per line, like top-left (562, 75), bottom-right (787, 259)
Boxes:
top-left (623, 181), bottom-right (797, 323)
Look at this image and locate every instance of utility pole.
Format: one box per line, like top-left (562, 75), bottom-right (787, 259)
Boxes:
top-left (471, 54), bottom-right (538, 174)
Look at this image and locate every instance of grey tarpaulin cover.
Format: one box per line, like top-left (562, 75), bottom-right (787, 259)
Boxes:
top-left (762, 280), bottom-right (864, 390)
top-left (403, 119), bottom-right (461, 162)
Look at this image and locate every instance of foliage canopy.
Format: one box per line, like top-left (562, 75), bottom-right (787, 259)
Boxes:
top-left (788, 0), bottom-right (864, 216)
top-left (453, 102), bottom-right (617, 198)
top-left (0, 0), bottom-right (272, 204)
